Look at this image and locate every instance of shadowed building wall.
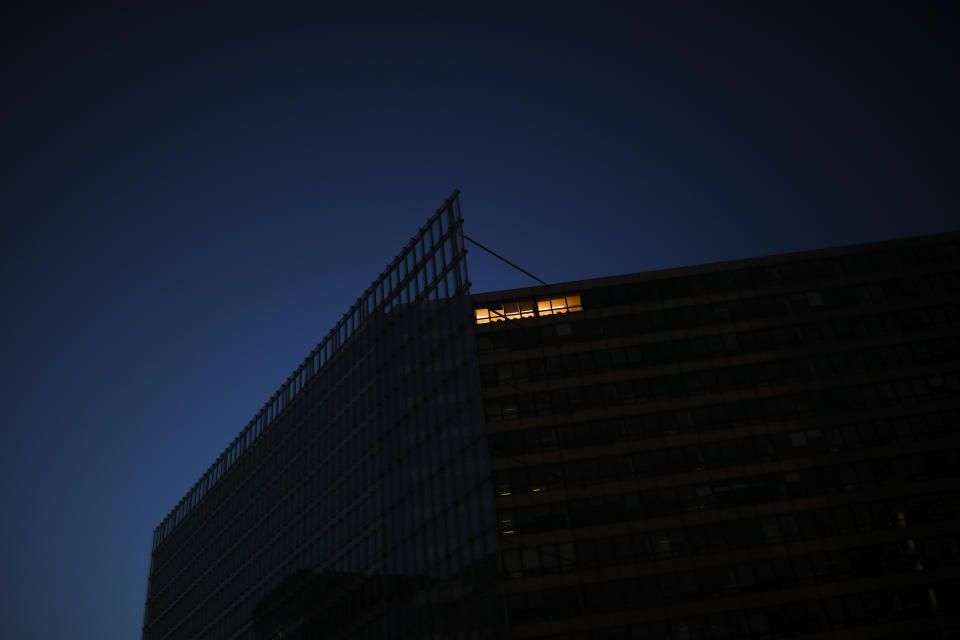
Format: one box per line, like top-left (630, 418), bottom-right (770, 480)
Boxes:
top-left (474, 232), bottom-right (960, 640)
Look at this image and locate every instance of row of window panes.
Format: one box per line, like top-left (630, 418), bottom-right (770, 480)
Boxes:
top-left (497, 448), bottom-right (960, 536)
top-left (501, 491), bottom-right (960, 578)
top-left (506, 533), bottom-right (960, 596)
top-left (154, 208), bottom-right (465, 549)
top-left (518, 580), bottom-right (960, 638)
top-left (480, 326), bottom-right (960, 389)
top-left (474, 294), bottom-right (582, 324)
top-left (492, 416), bottom-right (957, 497)
top-left (484, 348), bottom-right (960, 422)
top-left (475, 280), bottom-right (959, 354)
top-left (508, 555), bottom-right (959, 623)
top-left (488, 407), bottom-right (957, 459)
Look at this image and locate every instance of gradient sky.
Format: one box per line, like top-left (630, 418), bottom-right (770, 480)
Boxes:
top-left (1, 2), bottom-right (957, 638)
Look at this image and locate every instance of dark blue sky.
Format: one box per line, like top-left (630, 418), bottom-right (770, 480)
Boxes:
top-left (1, 2), bottom-right (957, 638)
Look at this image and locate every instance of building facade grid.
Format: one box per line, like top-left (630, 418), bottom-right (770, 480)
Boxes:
top-left (473, 232), bottom-right (960, 640)
top-left (145, 214), bottom-right (960, 640)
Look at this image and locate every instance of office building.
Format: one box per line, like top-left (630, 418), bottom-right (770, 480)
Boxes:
top-left (475, 231), bottom-right (960, 640)
top-left (143, 196), bottom-right (960, 640)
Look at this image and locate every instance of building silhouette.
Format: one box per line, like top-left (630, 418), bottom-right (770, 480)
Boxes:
top-left (143, 196), bottom-right (960, 640)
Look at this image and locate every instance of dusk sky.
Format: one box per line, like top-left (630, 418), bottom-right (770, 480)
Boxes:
top-left (1, 2), bottom-right (957, 638)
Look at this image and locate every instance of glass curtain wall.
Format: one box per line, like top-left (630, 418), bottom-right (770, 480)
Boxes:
top-left (144, 193), bottom-right (506, 640)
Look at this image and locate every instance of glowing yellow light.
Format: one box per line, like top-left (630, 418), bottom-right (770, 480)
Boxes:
top-left (476, 294), bottom-right (583, 324)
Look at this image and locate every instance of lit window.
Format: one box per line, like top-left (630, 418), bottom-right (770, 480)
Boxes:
top-left (476, 293), bottom-right (582, 324)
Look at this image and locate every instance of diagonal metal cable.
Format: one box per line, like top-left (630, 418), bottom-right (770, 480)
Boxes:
top-left (463, 234), bottom-right (548, 286)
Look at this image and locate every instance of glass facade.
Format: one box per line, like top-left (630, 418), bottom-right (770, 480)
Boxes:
top-left (474, 233), bottom-right (960, 639)
top-left (143, 193), bottom-right (506, 640)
